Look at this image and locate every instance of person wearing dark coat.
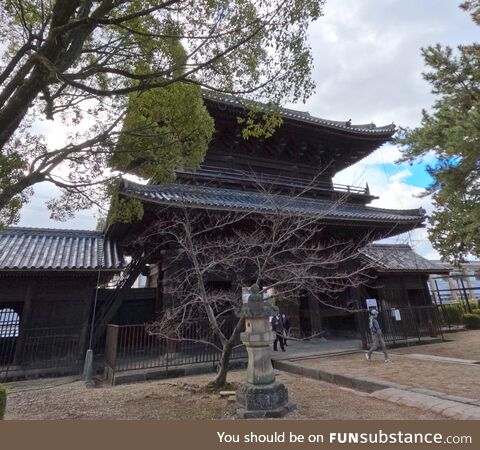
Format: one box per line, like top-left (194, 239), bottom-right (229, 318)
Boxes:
top-left (282, 313), bottom-right (290, 346)
top-left (271, 313), bottom-right (285, 351)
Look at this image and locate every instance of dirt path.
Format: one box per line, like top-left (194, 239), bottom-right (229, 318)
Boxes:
top-left (296, 351), bottom-right (480, 400)
top-left (393, 330), bottom-right (480, 361)
top-left (4, 370), bottom-right (441, 420)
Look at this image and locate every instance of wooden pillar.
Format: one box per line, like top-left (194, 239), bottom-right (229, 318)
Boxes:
top-left (307, 292), bottom-right (323, 335)
top-left (78, 286), bottom-right (93, 357)
top-left (13, 280), bottom-right (35, 365)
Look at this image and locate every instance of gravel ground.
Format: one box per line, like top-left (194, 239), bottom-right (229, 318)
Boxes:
top-left (392, 330), bottom-right (480, 361)
top-left (4, 370), bottom-right (441, 420)
top-left (298, 351), bottom-right (480, 400)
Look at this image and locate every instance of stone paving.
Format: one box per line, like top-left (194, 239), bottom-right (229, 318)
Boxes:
top-left (370, 388), bottom-right (480, 420)
top-left (270, 336), bottom-right (362, 361)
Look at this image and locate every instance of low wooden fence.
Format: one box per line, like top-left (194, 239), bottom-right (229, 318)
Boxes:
top-left (357, 305), bottom-right (443, 349)
top-left (104, 318), bottom-right (247, 382)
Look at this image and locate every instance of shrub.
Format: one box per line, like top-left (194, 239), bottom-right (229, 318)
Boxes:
top-left (463, 313), bottom-right (480, 330)
top-left (472, 308), bottom-right (480, 316)
top-left (0, 384), bottom-right (6, 420)
top-left (467, 300), bottom-right (479, 310)
top-left (439, 303), bottom-right (464, 325)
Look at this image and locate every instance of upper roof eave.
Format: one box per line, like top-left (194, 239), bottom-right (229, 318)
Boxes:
top-left (202, 90), bottom-right (397, 138)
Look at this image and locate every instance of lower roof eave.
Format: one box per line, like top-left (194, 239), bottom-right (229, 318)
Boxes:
top-left (0, 268), bottom-right (122, 275)
top-left (129, 194), bottom-right (425, 228)
top-left (376, 269), bottom-right (450, 275)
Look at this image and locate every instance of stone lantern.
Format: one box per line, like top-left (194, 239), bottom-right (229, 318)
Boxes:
top-left (235, 284), bottom-right (295, 418)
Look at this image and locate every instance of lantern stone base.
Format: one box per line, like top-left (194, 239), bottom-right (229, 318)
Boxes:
top-left (235, 382), bottom-right (296, 419)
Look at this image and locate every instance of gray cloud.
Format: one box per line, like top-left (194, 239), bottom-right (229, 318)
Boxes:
top-left (16, 1), bottom-right (478, 254)
top-left (298, 0), bottom-right (477, 127)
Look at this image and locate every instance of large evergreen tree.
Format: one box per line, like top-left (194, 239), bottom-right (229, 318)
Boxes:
top-left (397, 1), bottom-right (480, 263)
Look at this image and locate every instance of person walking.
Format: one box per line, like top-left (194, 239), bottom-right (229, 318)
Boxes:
top-left (271, 313), bottom-right (285, 351)
top-left (282, 313), bottom-right (290, 347)
top-left (365, 309), bottom-right (390, 362)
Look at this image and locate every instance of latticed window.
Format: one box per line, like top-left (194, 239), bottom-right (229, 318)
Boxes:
top-left (0, 308), bottom-right (20, 338)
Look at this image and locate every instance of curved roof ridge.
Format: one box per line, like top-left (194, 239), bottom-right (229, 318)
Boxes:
top-left (4, 226), bottom-right (103, 235)
top-left (202, 90), bottom-right (396, 136)
top-left (367, 243), bottom-right (412, 248)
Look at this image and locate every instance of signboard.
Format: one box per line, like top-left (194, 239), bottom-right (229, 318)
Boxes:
top-left (394, 309), bottom-right (402, 321)
top-left (366, 298), bottom-right (378, 310)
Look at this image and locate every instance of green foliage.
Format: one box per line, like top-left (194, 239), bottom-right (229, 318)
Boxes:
top-left (462, 313), bottom-right (480, 329)
top-left (107, 186), bottom-right (144, 225)
top-left (0, 384), bottom-right (6, 420)
top-left (439, 303), bottom-right (464, 325)
top-left (0, 149), bottom-right (35, 227)
top-left (396, 4), bottom-right (480, 262)
top-left (96, 217), bottom-right (107, 232)
top-left (460, 1), bottom-right (480, 24)
top-left (111, 83), bottom-right (214, 183)
top-left (237, 109), bottom-right (284, 139)
top-left (467, 300), bottom-right (479, 310)
top-left (471, 308), bottom-right (480, 315)
top-left (0, 0), bottom-right (323, 226)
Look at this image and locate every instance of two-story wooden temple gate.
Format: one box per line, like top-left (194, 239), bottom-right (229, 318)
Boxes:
top-left (0, 93), bottom-right (450, 383)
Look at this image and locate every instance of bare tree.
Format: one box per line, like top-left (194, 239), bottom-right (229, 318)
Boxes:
top-left (133, 181), bottom-right (379, 387)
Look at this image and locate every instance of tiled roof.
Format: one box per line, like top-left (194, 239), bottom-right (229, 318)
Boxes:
top-left (0, 227), bottom-right (124, 271)
top-left (121, 181), bottom-right (425, 225)
top-left (203, 90), bottom-right (397, 137)
top-left (361, 244), bottom-right (449, 273)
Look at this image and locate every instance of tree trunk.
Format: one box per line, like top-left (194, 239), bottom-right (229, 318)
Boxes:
top-left (209, 341), bottom-right (233, 388)
top-left (0, 0), bottom-right (82, 151)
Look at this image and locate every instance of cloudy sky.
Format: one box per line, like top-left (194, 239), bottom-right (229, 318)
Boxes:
top-left (18, 0), bottom-right (478, 258)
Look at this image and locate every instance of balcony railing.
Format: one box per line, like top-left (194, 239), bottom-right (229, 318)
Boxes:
top-left (176, 166), bottom-right (371, 196)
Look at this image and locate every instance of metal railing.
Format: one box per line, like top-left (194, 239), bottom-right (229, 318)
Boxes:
top-left (430, 286), bottom-right (480, 305)
top-left (176, 166), bottom-right (369, 196)
top-left (358, 305), bottom-right (443, 349)
top-left (105, 318), bottom-right (246, 379)
top-left (1, 325), bottom-right (85, 382)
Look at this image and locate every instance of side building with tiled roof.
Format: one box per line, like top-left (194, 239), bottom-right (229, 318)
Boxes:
top-left (0, 227), bottom-right (126, 377)
top-left (360, 244), bottom-right (448, 308)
